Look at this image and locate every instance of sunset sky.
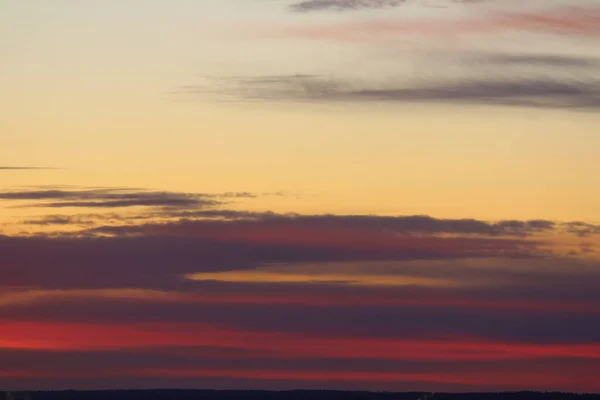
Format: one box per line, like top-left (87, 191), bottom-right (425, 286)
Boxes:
top-left (1, 0), bottom-right (600, 393)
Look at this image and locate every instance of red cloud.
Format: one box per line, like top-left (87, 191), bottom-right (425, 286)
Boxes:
top-left (3, 320), bottom-right (600, 361)
top-left (274, 5), bottom-right (600, 41)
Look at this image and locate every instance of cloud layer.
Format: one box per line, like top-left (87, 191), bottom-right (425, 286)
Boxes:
top-left (1, 184), bottom-right (600, 390)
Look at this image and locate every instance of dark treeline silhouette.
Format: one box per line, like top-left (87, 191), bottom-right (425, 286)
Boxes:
top-left (2, 390), bottom-right (599, 400)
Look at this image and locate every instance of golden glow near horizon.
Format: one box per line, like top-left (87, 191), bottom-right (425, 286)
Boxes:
top-left (2, 103), bottom-right (600, 224)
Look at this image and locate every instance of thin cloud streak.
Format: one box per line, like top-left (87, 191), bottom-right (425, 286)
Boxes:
top-left (3, 320), bottom-right (600, 361)
top-left (219, 4), bottom-right (600, 112)
top-left (0, 187), bottom-right (270, 211)
top-left (189, 71), bottom-right (600, 110)
top-left (275, 5), bottom-right (600, 39)
top-left (289, 0), bottom-right (407, 12)
top-left (0, 166), bottom-right (59, 170)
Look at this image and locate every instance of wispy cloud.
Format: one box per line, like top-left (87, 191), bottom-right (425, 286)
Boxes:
top-left (104, 210), bottom-right (561, 237)
top-left (473, 53), bottom-right (600, 68)
top-left (0, 166), bottom-right (59, 170)
top-left (191, 3), bottom-right (600, 112)
top-left (187, 49), bottom-right (600, 110)
top-left (289, 0), bottom-right (406, 12)
top-left (15, 205), bottom-right (600, 241)
top-left (286, 0), bottom-right (500, 13)
top-left (0, 187), bottom-right (264, 210)
top-left (276, 5), bottom-right (600, 39)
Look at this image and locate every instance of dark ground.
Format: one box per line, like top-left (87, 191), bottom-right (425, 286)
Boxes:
top-left (3, 391), bottom-right (600, 400)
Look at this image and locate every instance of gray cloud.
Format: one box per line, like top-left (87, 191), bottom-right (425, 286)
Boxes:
top-left (17, 207), bottom-right (600, 239)
top-left (172, 211), bottom-right (558, 237)
top-left (90, 209), bottom-right (600, 240)
top-left (287, 0), bottom-right (495, 12)
top-left (191, 74), bottom-right (600, 110)
top-left (289, 0), bottom-right (406, 12)
top-left (0, 216), bottom-right (544, 291)
top-left (0, 166), bottom-right (58, 170)
top-left (565, 222), bottom-right (600, 237)
top-left (473, 54), bottom-right (600, 68)
top-left (188, 50), bottom-right (600, 110)
top-left (0, 187), bottom-right (264, 210)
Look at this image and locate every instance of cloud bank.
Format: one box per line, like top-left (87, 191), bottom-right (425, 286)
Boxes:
top-left (1, 184), bottom-right (600, 390)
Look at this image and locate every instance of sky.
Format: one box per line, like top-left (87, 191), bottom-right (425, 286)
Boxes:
top-left (1, 0), bottom-right (600, 393)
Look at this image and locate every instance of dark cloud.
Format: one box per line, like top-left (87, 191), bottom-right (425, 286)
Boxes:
top-left (0, 225), bottom-right (541, 291)
top-left (22, 214), bottom-right (124, 226)
top-left (70, 209), bottom-right (597, 239)
top-left (178, 212), bottom-right (558, 237)
top-left (13, 207), bottom-right (599, 264)
top-left (4, 282), bottom-right (600, 343)
top-left (0, 188), bottom-right (210, 209)
top-left (0, 187), bottom-right (266, 210)
top-left (0, 346), bottom-right (597, 386)
top-left (565, 222), bottom-right (600, 237)
top-left (0, 377), bottom-right (583, 393)
top-left (15, 205), bottom-right (575, 238)
top-left (2, 188), bottom-right (599, 391)
top-left (0, 214), bottom-right (598, 390)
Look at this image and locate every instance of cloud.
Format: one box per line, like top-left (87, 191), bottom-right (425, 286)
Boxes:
top-left (285, 0), bottom-right (504, 13)
top-left (142, 211), bottom-right (562, 237)
top-left (0, 187), bottom-right (268, 211)
top-left (1, 216), bottom-right (599, 391)
top-left (209, 4), bottom-right (600, 112)
top-left (0, 166), bottom-right (58, 170)
top-left (191, 60), bottom-right (600, 110)
top-left (276, 5), bottom-right (600, 39)
top-left (331, 79), bottom-right (600, 110)
top-left (565, 221), bottom-right (600, 237)
top-left (289, 0), bottom-right (407, 12)
top-left (2, 189), bottom-right (600, 391)
top-left (1, 346), bottom-right (595, 381)
top-left (15, 207), bottom-right (600, 240)
top-left (0, 225), bottom-right (544, 292)
top-left (473, 53), bottom-right (600, 68)
top-left (193, 3), bottom-right (600, 112)
top-left (2, 341), bottom-right (600, 392)
top-left (1, 209), bottom-right (564, 296)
